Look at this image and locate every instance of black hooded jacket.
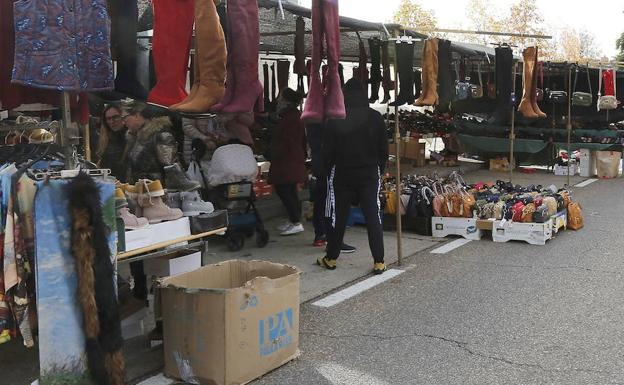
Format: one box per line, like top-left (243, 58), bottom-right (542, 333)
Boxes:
top-left (324, 79), bottom-right (389, 176)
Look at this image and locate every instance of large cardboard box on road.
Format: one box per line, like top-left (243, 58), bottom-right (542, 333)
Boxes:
top-left (159, 260), bottom-right (301, 385)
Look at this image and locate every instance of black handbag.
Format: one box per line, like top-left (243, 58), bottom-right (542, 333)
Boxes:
top-left (533, 205), bottom-right (549, 223)
top-left (548, 90), bottom-right (568, 104)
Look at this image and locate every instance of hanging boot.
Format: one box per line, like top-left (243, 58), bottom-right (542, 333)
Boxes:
top-left (414, 69), bottom-right (422, 99)
top-left (489, 45), bottom-right (514, 125)
top-left (381, 41), bottom-right (394, 104)
top-left (277, 60), bottom-right (291, 94)
top-left (302, 0), bottom-right (325, 123)
top-left (390, 41), bottom-right (416, 107)
top-left (518, 47), bottom-right (539, 119)
top-left (263, 63), bottom-right (271, 110)
top-left (322, 0), bottom-right (346, 120)
top-left (293, 16), bottom-right (308, 95)
top-left (172, 0), bottom-right (227, 113)
top-left (271, 63), bottom-right (277, 103)
top-left (338, 63), bottom-right (345, 87)
top-left (111, 0), bottom-right (148, 99)
top-left (531, 47), bottom-right (547, 118)
top-left (147, 0), bottom-right (195, 107)
top-left (433, 39), bottom-right (451, 110)
top-left (368, 38), bottom-right (382, 103)
top-left (415, 38), bottom-right (440, 106)
top-left (211, 0), bottom-right (263, 113)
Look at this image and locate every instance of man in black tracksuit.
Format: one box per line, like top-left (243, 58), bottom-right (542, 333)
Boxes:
top-left (318, 79), bottom-right (389, 274)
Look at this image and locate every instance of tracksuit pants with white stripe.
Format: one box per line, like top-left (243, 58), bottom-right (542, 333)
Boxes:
top-left (326, 166), bottom-right (384, 263)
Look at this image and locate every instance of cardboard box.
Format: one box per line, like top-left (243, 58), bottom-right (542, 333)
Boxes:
top-left (144, 251), bottom-right (202, 278)
top-left (476, 219), bottom-right (494, 231)
top-left (404, 140), bottom-right (426, 167)
top-left (578, 149), bottom-right (595, 177)
top-left (553, 164), bottom-right (578, 176)
top-left (159, 260), bottom-right (301, 385)
top-left (388, 142), bottom-right (404, 158)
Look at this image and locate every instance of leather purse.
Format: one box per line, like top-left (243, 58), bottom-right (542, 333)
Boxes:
top-left (533, 205), bottom-right (549, 223)
top-left (512, 201), bottom-right (525, 222)
top-left (572, 65), bottom-right (593, 107)
top-left (542, 196), bottom-right (558, 216)
top-left (521, 203), bottom-right (536, 223)
top-left (567, 202), bottom-right (584, 230)
top-left (547, 90), bottom-right (568, 104)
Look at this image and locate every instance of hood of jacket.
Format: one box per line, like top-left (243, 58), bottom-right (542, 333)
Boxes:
top-left (137, 116), bottom-right (172, 143)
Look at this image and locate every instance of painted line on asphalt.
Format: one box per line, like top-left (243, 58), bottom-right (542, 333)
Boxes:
top-left (317, 362), bottom-right (392, 385)
top-left (430, 238), bottom-right (472, 254)
top-left (575, 178), bottom-right (598, 188)
top-left (312, 269), bottom-right (404, 308)
top-left (136, 373), bottom-right (173, 385)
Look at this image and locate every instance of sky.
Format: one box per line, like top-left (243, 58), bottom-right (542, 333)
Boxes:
top-left (298, 0), bottom-right (622, 58)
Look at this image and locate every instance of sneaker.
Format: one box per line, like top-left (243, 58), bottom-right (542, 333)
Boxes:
top-left (317, 256), bottom-right (337, 270)
top-left (276, 222), bottom-right (293, 232)
top-left (313, 238), bottom-right (327, 247)
top-left (373, 262), bottom-right (387, 275)
top-left (180, 191), bottom-right (214, 216)
top-left (280, 223), bottom-right (304, 236)
top-left (341, 243), bottom-right (357, 253)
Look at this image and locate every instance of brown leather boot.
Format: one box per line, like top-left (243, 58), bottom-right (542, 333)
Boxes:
top-left (170, 52), bottom-right (199, 109)
top-left (518, 47), bottom-right (539, 118)
top-left (173, 0), bottom-right (227, 113)
top-left (531, 47), bottom-right (547, 118)
top-left (414, 38), bottom-right (439, 106)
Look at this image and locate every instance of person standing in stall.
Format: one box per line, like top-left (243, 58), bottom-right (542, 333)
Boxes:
top-left (268, 88), bottom-right (307, 236)
top-left (96, 104), bottom-right (128, 182)
top-left (318, 79), bottom-right (389, 274)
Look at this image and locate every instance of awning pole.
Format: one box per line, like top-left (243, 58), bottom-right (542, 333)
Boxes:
top-left (567, 66), bottom-right (572, 187)
top-left (510, 61), bottom-right (517, 183)
top-left (393, 33), bottom-right (403, 267)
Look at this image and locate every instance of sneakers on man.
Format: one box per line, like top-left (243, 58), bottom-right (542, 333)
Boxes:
top-left (317, 256), bottom-right (337, 270)
top-left (341, 243), bottom-right (357, 253)
top-left (280, 223), bottom-right (304, 236)
top-left (373, 262), bottom-right (387, 275)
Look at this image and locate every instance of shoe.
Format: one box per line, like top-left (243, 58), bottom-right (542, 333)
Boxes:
top-left (341, 244), bottom-right (356, 253)
top-left (181, 190), bottom-right (214, 216)
top-left (517, 47), bottom-right (539, 119)
top-left (118, 207), bottom-right (149, 230)
top-left (141, 196), bottom-right (184, 224)
top-left (115, 187), bottom-right (128, 210)
top-left (280, 223), bottom-right (304, 236)
top-left (414, 38), bottom-right (439, 106)
top-left (276, 222), bottom-right (293, 232)
top-left (164, 163), bottom-right (201, 192)
top-left (317, 256), bottom-right (337, 270)
top-left (166, 191), bottom-right (182, 209)
top-left (373, 262), bottom-right (387, 275)
top-left (313, 237), bottom-right (327, 247)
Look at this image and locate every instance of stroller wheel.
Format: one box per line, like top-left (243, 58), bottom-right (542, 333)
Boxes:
top-left (256, 229), bottom-right (269, 248)
top-left (227, 233), bottom-right (245, 251)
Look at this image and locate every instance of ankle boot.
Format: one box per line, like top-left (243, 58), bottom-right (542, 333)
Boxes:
top-left (164, 163), bottom-right (201, 192)
top-left (302, 0), bottom-right (325, 122)
top-left (277, 60), bottom-right (291, 94)
top-left (172, 0), bottom-right (227, 113)
top-left (368, 38), bottom-right (382, 103)
top-left (181, 190), bottom-right (215, 216)
top-left (518, 47), bottom-right (539, 119)
top-left (211, 0), bottom-right (263, 113)
top-left (136, 179), bottom-right (165, 207)
top-left (531, 47), bottom-right (547, 118)
top-left (116, 188), bottom-right (149, 230)
top-left (390, 42), bottom-right (416, 107)
top-left (147, 0), bottom-right (195, 107)
top-left (110, 0), bottom-right (148, 99)
top-left (141, 196), bottom-right (184, 224)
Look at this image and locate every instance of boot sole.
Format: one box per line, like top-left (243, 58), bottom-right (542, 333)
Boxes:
top-left (182, 210), bottom-right (215, 217)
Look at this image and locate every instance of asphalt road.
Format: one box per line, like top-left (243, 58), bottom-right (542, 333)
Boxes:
top-left (252, 177), bottom-right (624, 385)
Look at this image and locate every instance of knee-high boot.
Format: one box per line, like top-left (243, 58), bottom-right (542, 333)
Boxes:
top-left (212, 0), bottom-right (263, 113)
top-left (389, 42), bottom-right (416, 107)
top-left (369, 38), bottom-right (382, 103)
top-left (381, 41), bottom-right (394, 104)
top-left (111, 0), bottom-right (147, 99)
top-left (531, 47), bottom-right (547, 118)
top-left (173, 0), bottom-right (227, 113)
top-left (147, 0), bottom-right (195, 107)
top-left (302, 0), bottom-right (325, 122)
top-left (518, 47), bottom-right (539, 118)
top-left (322, 0), bottom-right (346, 120)
top-left (489, 46), bottom-right (513, 125)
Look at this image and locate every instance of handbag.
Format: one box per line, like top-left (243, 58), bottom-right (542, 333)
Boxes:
top-left (455, 62), bottom-right (472, 101)
top-left (572, 65), bottom-right (593, 107)
top-left (542, 196), bottom-right (558, 216)
top-left (521, 203), bottom-right (536, 223)
top-left (512, 201), bottom-right (525, 222)
top-left (548, 90), bottom-right (568, 104)
top-left (432, 184), bottom-right (446, 217)
top-left (533, 205), bottom-right (549, 223)
top-left (470, 63), bottom-right (484, 98)
top-left (460, 189), bottom-right (476, 218)
top-left (598, 67), bottom-right (618, 111)
top-left (567, 202), bottom-right (584, 230)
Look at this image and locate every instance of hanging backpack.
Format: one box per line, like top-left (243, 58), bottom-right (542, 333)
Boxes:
top-left (572, 65), bottom-right (593, 107)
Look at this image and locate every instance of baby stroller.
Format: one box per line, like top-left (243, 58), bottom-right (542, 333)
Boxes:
top-left (195, 142), bottom-right (269, 251)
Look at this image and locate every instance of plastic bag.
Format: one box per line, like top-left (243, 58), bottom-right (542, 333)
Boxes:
top-left (186, 160), bottom-right (206, 189)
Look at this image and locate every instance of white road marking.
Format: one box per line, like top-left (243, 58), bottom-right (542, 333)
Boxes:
top-left (317, 362), bottom-right (392, 385)
top-left (575, 178), bottom-right (598, 187)
top-left (312, 269), bottom-right (404, 308)
top-left (136, 373), bottom-right (173, 385)
top-left (430, 238), bottom-right (472, 254)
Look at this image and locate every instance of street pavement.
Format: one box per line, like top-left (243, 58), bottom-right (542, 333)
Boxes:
top-left (250, 176), bottom-right (624, 385)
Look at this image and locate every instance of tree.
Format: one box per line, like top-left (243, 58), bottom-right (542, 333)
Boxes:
top-left (464, 0), bottom-right (505, 45)
top-left (505, 0), bottom-right (547, 46)
top-left (556, 27), bottom-right (601, 62)
top-left (392, 0), bottom-right (438, 36)
top-left (616, 31), bottom-right (624, 64)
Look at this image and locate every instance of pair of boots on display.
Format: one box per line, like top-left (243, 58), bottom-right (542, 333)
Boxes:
top-left (517, 46), bottom-right (547, 119)
top-left (390, 38), bottom-right (439, 107)
top-left (368, 38), bottom-right (383, 104)
top-left (302, 0), bottom-right (345, 123)
top-left (118, 180), bottom-right (184, 225)
top-left (414, 38), bottom-right (440, 107)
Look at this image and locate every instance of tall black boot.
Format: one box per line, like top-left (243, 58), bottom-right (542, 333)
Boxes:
top-left (368, 38), bottom-right (382, 103)
top-left (111, 0), bottom-right (148, 99)
top-left (435, 39), bottom-right (453, 113)
top-left (389, 42), bottom-right (415, 107)
top-left (338, 63), bottom-right (345, 87)
top-left (488, 46), bottom-right (513, 125)
top-left (414, 69), bottom-right (422, 99)
top-left (381, 41), bottom-right (394, 104)
top-left (263, 63), bottom-right (271, 109)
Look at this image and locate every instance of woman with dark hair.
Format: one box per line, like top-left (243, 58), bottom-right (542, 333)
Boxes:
top-left (318, 78), bottom-right (389, 274)
top-left (269, 88), bottom-right (308, 236)
top-left (97, 104), bottom-right (128, 181)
